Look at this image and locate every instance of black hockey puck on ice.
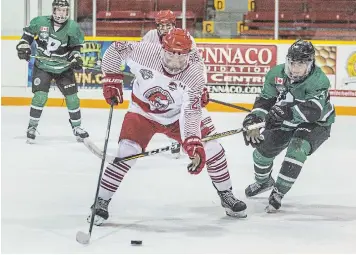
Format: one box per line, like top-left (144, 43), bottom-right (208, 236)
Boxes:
top-left (131, 240), bottom-right (142, 246)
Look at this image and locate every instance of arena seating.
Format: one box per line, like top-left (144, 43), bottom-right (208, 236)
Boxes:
top-left (239, 0), bottom-right (356, 39)
top-left (77, 0), bottom-right (206, 37)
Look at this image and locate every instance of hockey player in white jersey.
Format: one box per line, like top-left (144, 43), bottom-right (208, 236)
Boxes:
top-left (142, 9), bottom-right (196, 47)
top-left (142, 9), bottom-right (208, 158)
top-left (87, 28), bottom-right (247, 225)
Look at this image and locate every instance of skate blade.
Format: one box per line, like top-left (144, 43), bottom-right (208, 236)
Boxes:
top-left (225, 208), bottom-right (247, 218)
top-left (245, 186), bottom-right (273, 198)
top-left (87, 214), bottom-right (105, 226)
top-left (172, 152), bottom-right (181, 159)
top-left (26, 138), bottom-right (35, 144)
top-left (76, 231), bottom-right (91, 244)
top-left (265, 204), bottom-right (278, 213)
top-left (76, 137), bottom-right (84, 143)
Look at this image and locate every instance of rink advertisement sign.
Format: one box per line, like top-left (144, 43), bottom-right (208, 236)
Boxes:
top-left (26, 40), bottom-right (355, 97)
top-left (197, 44), bottom-right (277, 94)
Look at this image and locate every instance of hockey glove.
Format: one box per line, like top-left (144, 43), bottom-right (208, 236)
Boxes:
top-left (68, 54), bottom-right (83, 70)
top-left (183, 136), bottom-right (206, 175)
top-left (265, 105), bottom-right (293, 130)
top-left (102, 73), bottom-right (124, 105)
top-left (201, 87), bottom-right (210, 108)
top-left (242, 114), bottom-right (265, 147)
top-left (16, 42), bottom-right (31, 61)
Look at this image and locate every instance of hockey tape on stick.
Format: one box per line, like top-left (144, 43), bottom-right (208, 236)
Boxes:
top-left (83, 122), bottom-right (265, 163)
top-left (209, 98), bottom-right (251, 112)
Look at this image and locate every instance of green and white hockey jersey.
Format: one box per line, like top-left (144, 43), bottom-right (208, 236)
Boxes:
top-left (20, 16), bottom-right (84, 74)
top-left (251, 64), bottom-right (335, 130)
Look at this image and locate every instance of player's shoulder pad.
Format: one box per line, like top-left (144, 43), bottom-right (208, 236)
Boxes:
top-left (264, 64), bottom-right (285, 84)
top-left (188, 48), bottom-right (203, 65)
top-left (142, 29), bottom-right (156, 39)
top-left (305, 66), bottom-right (331, 92)
top-left (67, 20), bottom-right (83, 34)
top-left (29, 15), bottom-right (50, 26)
top-left (112, 41), bottom-right (136, 51)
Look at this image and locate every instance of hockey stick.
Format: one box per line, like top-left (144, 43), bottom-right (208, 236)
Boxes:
top-left (76, 101), bottom-right (116, 245)
top-left (83, 122), bottom-right (265, 164)
top-left (209, 98), bottom-right (251, 112)
top-left (30, 55), bottom-right (135, 77)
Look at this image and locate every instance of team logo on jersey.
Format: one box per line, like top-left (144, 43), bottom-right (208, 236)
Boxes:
top-left (168, 82), bottom-right (177, 91)
top-left (140, 69), bottom-right (153, 80)
top-left (143, 86), bottom-right (174, 111)
top-left (34, 78), bottom-right (41, 86)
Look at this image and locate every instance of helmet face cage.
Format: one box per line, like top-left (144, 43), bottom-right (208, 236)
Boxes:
top-left (285, 39), bottom-right (315, 82)
top-left (161, 28), bottom-right (192, 75)
top-left (155, 10), bottom-right (176, 37)
top-left (52, 0), bottom-right (70, 23)
top-left (157, 23), bottom-right (175, 37)
top-left (161, 49), bottom-right (189, 75)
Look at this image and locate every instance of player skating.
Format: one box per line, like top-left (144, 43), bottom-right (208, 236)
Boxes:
top-left (87, 29), bottom-right (247, 225)
top-left (242, 39), bottom-right (335, 212)
top-left (16, 0), bottom-right (89, 143)
top-left (142, 10), bottom-right (209, 158)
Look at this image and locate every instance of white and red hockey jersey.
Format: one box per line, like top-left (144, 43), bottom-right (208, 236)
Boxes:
top-left (101, 41), bottom-right (206, 141)
top-left (142, 29), bottom-right (197, 49)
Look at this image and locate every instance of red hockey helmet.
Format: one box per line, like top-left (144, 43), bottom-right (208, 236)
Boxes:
top-left (155, 10), bottom-right (176, 37)
top-left (161, 28), bottom-right (192, 75)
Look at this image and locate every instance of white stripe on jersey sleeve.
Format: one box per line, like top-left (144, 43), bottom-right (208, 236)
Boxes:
top-left (101, 42), bottom-right (136, 74)
top-left (141, 29), bottom-right (160, 44)
top-left (179, 63), bottom-right (206, 141)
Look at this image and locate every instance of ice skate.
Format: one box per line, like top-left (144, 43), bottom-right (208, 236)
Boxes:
top-left (171, 143), bottom-right (181, 159)
top-left (265, 187), bottom-right (284, 213)
top-left (218, 189), bottom-right (247, 218)
top-left (245, 177), bottom-right (275, 198)
top-left (87, 197), bottom-right (111, 226)
top-left (26, 125), bottom-right (37, 144)
top-left (69, 119), bottom-right (89, 142)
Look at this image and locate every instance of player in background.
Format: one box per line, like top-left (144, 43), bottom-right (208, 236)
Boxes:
top-left (242, 39), bottom-right (335, 212)
top-left (142, 10), bottom-right (209, 158)
top-left (16, 0), bottom-right (89, 143)
top-left (87, 29), bottom-right (247, 225)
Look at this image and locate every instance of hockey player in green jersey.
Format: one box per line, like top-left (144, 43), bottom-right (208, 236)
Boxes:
top-left (242, 39), bottom-right (335, 212)
top-left (16, 0), bottom-right (89, 143)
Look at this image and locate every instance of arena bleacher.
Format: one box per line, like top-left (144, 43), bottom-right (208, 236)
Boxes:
top-left (77, 0), bottom-right (356, 40)
top-left (239, 0), bottom-right (356, 39)
top-left (78, 0), bottom-right (206, 37)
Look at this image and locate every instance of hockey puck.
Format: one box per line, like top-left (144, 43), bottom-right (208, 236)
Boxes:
top-left (131, 240), bottom-right (142, 246)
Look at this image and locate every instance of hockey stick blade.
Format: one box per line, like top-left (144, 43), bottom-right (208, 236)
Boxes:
top-left (76, 231), bottom-right (91, 244)
top-left (83, 122), bottom-right (265, 164)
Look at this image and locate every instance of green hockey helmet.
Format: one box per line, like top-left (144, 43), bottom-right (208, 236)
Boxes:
top-left (52, 0), bottom-right (70, 24)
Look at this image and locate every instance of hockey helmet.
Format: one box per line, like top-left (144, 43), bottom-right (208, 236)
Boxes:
top-left (155, 10), bottom-right (176, 37)
top-left (52, 0), bottom-right (70, 24)
top-left (285, 39), bottom-right (315, 82)
top-left (161, 28), bottom-right (192, 75)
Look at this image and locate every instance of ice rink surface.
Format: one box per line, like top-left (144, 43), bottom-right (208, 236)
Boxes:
top-left (2, 106), bottom-right (356, 253)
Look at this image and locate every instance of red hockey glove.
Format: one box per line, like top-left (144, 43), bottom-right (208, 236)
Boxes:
top-left (102, 73), bottom-right (124, 105)
top-left (183, 136), bottom-right (206, 175)
top-left (201, 87), bottom-right (209, 108)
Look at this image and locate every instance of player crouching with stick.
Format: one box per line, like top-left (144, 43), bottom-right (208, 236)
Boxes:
top-left (87, 28), bottom-right (247, 225)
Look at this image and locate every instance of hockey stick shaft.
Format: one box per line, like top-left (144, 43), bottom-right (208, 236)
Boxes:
top-left (30, 55), bottom-right (135, 76)
top-left (83, 122), bottom-right (265, 164)
top-left (209, 98), bottom-right (251, 112)
top-left (88, 102), bottom-right (115, 238)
